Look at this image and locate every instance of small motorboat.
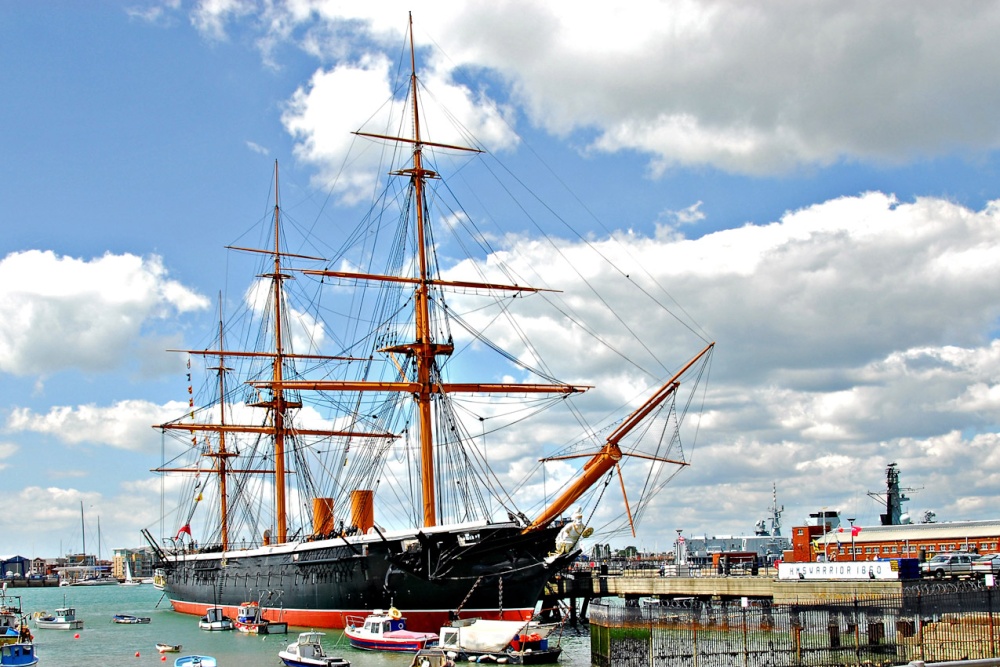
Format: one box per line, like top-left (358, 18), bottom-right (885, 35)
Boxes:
top-left (156, 643), bottom-right (182, 653)
top-left (345, 608), bottom-right (438, 652)
top-left (197, 607), bottom-right (233, 631)
top-left (233, 600), bottom-right (288, 635)
top-left (408, 649), bottom-right (456, 667)
top-left (112, 614), bottom-right (151, 624)
top-left (32, 607), bottom-right (84, 630)
top-left (0, 642), bottom-right (37, 667)
top-left (278, 631), bottom-right (351, 667)
top-left (173, 656), bottom-right (217, 667)
top-left (0, 593), bottom-right (31, 647)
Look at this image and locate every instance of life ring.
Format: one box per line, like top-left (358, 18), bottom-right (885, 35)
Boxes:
top-left (389, 607), bottom-right (402, 620)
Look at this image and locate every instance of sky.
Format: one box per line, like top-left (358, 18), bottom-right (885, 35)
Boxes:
top-left (3, 1), bottom-right (1000, 559)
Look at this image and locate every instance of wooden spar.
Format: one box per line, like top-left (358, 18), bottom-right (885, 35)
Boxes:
top-left (256, 380), bottom-right (588, 395)
top-left (157, 422), bottom-right (397, 439)
top-left (299, 269), bottom-right (559, 294)
top-left (169, 349), bottom-right (366, 362)
top-left (522, 341), bottom-right (715, 533)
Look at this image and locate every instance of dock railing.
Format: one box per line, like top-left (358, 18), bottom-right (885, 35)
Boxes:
top-left (590, 581), bottom-right (1000, 667)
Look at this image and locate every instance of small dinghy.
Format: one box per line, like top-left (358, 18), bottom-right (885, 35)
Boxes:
top-left (112, 614), bottom-right (150, 624)
top-left (174, 656), bottom-right (217, 667)
top-left (156, 643), bottom-right (182, 653)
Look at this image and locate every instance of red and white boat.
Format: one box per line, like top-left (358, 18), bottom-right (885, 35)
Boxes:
top-left (344, 609), bottom-right (437, 652)
top-left (233, 601), bottom-right (288, 635)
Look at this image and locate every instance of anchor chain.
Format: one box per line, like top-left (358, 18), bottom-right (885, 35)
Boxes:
top-left (453, 575), bottom-right (483, 616)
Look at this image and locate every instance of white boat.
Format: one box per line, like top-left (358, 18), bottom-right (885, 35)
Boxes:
top-left (112, 614), bottom-right (150, 624)
top-left (156, 643), bottom-right (182, 653)
top-left (32, 607), bottom-right (83, 630)
top-left (436, 618), bottom-right (561, 664)
top-left (278, 632), bottom-right (351, 667)
top-left (174, 656), bottom-right (216, 667)
top-left (67, 502), bottom-right (117, 586)
top-left (120, 562), bottom-right (141, 587)
top-left (68, 575), bottom-right (118, 587)
top-left (197, 607), bottom-right (233, 631)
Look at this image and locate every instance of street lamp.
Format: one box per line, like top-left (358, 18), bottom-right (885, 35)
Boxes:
top-left (847, 517), bottom-right (856, 561)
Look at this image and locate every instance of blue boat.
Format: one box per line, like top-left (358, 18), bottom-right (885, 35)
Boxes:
top-left (174, 656), bottom-right (217, 667)
top-left (0, 643), bottom-right (37, 667)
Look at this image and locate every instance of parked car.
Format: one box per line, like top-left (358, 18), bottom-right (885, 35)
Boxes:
top-left (972, 554), bottom-right (1000, 578)
top-left (920, 552), bottom-right (977, 579)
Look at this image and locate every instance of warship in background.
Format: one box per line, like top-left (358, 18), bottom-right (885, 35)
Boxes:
top-left (675, 484), bottom-right (790, 566)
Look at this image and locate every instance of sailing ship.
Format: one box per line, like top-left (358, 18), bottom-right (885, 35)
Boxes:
top-left (146, 15), bottom-right (713, 632)
top-left (68, 503), bottom-right (118, 586)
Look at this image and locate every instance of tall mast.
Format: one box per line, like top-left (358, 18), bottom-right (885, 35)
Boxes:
top-left (265, 14), bottom-right (590, 529)
top-left (201, 295), bottom-right (236, 550)
top-left (270, 162), bottom-right (289, 542)
top-left (407, 12), bottom-right (439, 528)
top-left (80, 501), bottom-right (86, 565)
top-left (155, 162), bottom-right (392, 548)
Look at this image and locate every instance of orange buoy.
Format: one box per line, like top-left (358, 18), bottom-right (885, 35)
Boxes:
top-left (135, 652), bottom-right (140, 657)
top-left (73, 633), bottom-right (80, 639)
top-left (161, 657), bottom-right (166, 662)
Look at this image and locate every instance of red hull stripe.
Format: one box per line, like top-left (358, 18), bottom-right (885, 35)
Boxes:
top-left (169, 599), bottom-right (534, 632)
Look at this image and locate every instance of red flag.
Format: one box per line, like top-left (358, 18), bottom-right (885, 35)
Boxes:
top-left (851, 525), bottom-right (862, 537)
top-left (175, 524), bottom-right (192, 539)
top-left (838, 526), bottom-right (844, 533)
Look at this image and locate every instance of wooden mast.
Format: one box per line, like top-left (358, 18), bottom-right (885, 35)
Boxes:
top-left (406, 13), bottom-right (438, 528)
top-left (201, 296), bottom-right (237, 551)
top-left (154, 161), bottom-right (399, 549)
top-left (260, 14), bottom-right (591, 529)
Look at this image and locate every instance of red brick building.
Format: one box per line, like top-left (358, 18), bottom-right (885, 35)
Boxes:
top-left (786, 519), bottom-right (1000, 563)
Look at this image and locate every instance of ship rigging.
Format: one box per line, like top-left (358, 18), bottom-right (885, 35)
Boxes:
top-left (147, 14), bottom-right (714, 630)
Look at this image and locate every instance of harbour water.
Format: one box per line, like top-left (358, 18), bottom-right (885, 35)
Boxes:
top-left (14, 584), bottom-right (591, 666)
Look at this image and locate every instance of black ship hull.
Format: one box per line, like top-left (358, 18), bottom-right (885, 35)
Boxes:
top-left (157, 521), bottom-right (568, 633)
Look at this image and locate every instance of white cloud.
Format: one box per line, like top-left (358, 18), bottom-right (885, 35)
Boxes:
top-left (431, 191), bottom-right (1000, 535)
top-left (10, 189), bottom-right (1000, 550)
top-left (281, 55), bottom-right (517, 203)
top-left (0, 251), bottom-right (208, 376)
top-left (6, 400), bottom-right (188, 453)
top-left (192, 2), bottom-right (1000, 175)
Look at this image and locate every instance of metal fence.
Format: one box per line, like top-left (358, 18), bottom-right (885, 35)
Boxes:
top-left (589, 581), bottom-right (1000, 667)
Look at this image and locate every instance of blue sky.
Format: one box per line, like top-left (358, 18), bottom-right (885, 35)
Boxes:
top-left (4, 1), bottom-right (1000, 558)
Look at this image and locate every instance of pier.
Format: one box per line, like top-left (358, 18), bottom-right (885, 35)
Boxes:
top-left (541, 566), bottom-right (911, 624)
top-left (0, 578), bottom-right (59, 588)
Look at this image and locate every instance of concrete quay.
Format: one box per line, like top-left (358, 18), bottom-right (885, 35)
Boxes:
top-left (594, 574), bottom-right (905, 603)
top-left (542, 569), bottom-right (913, 619)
